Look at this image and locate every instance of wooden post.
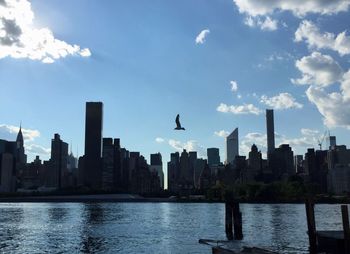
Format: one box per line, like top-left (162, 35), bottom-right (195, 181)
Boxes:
top-left (225, 202), bottom-right (233, 240)
top-left (233, 202), bottom-right (243, 240)
top-left (341, 205), bottom-right (350, 254)
top-left (305, 198), bottom-right (317, 254)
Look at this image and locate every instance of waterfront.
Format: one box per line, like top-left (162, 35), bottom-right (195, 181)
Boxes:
top-left (0, 203), bottom-right (345, 253)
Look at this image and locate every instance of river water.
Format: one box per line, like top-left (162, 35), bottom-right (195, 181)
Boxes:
top-left (0, 203), bottom-right (345, 253)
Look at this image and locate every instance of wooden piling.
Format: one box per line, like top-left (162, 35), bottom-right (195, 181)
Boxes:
top-left (225, 202), bottom-right (233, 240)
top-left (341, 205), bottom-right (350, 254)
top-left (305, 198), bottom-right (317, 254)
top-left (233, 202), bottom-right (243, 240)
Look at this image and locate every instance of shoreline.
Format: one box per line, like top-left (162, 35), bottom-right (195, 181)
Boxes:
top-left (0, 193), bottom-right (349, 204)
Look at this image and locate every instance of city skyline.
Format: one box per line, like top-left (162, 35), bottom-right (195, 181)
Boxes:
top-left (1, 0), bottom-right (350, 175)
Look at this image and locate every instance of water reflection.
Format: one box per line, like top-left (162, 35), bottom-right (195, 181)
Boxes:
top-left (48, 206), bottom-right (68, 222)
top-left (80, 204), bottom-right (106, 253)
top-left (0, 206), bottom-right (24, 251)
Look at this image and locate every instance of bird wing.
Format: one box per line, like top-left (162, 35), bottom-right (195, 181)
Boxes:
top-left (175, 114), bottom-right (181, 128)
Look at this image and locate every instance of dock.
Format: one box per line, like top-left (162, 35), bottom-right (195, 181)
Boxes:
top-left (199, 239), bottom-right (277, 254)
top-left (199, 198), bottom-right (277, 254)
top-left (305, 198), bottom-right (350, 253)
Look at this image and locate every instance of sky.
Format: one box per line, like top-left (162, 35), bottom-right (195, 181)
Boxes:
top-left (1, 0), bottom-right (350, 184)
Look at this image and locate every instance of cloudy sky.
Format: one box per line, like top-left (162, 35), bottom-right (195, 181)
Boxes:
top-left (1, 0), bottom-right (350, 173)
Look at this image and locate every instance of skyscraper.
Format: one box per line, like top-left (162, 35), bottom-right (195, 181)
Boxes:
top-left (84, 102), bottom-right (103, 189)
top-left (207, 148), bottom-right (220, 166)
top-left (49, 134), bottom-right (68, 188)
top-left (16, 125), bottom-right (27, 165)
top-left (266, 109), bottom-right (275, 158)
top-left (150, 153), bottom-right (164, 189)
top-left (326, 136), bottom-right (336, 150)
top-left (102, 138), bottom-right (114, 190)
top-left (168, 152), bottom-right (180, 192)
top-left (226, 128), bottom-right (238, 165)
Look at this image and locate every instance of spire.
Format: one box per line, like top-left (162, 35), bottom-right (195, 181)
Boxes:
top-left (16, 122), bottom-right (24, 145)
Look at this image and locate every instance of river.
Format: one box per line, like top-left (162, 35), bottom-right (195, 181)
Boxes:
top-left (0, 203), bottom-right (345, 253)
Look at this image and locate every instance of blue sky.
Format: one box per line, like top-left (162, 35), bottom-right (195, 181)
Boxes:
top-left (1, 0), bottom-right (350, 178)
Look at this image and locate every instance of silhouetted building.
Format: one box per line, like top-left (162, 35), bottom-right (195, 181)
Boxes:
top-left (84, 102), bottom-right (103, 189)
top-left (226, 128), bottom-right (238, 165)
top-left (270, 144), bottom-right (294, 180)
top-left (150, 153), bottom-right (164, 189)
top-left (130, 153), bottom-right (160, 194)
top-left (188, 151), bottom-right (197, 187)
top-left (22, 156), bottom-right (43, 189)
top-left (327, 145), bottom-right (350, 194)
top-left (194, 158), bottom-right (206, 189)
top-left (102, 138), bottom-right (114, 190)
top-left (294, 155), bottom-right (303, 174)
top-left (207, 148), bottom-right (220, 166)
top-left (151, 153), bottom-right (162, 166)
top-left (326, 136), bottom-right (336, 150)
top-left (120, 147), bottom-right (130, 191)
top-left (15, 125), bottom-right (27, 166)
top-left (235, 155), bottom-right (247, 181)
top-left (0, 153), bottom-right (15, 192)
top-left (244, 144), bottom-right (262, 182)
top-left (113, 138), bottom-right (122, 191)
top-left (266, 109), bottom-right (275, 161)
top-left (47, 134), bottom-right (68, 188)
top-left (180, 149), bottom-right (191, 189)
top-left (168, 152), bottom-right (180, 192)
top-left (199, 161), bottom-right (211, 190)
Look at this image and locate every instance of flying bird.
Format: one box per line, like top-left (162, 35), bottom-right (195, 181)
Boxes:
top-left (174, 114), bottom-right (185, 130)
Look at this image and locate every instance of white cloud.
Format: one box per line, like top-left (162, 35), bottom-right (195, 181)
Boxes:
top-left (301, 128), bottom-right (319, 136)
top-left (291, 52), bottom-right (344, 87)
top-left (260, 93), bottom-right (303, 110)
top-left (244, 16), bottom-right (255, 27)
top-left (195, 29), bottom-right (210, 44)
top-left (244, 16), bottom-right (278, 31)
top-left (293, 52), bottom-right (350, 128)
top-left (0, 0), bottom-right (91, 63)
top-left (80, 48), bottom-right (91, 57)
top-left (217, 103), bottom-right (262, 115)
top-left (306, 83), bottom-right (350, 128)
top-left (230, 80), bottom-right (238, 92)
top-left (0, 124), bottom-right (40, 142)
top-left (214, 130), bottom-right (229, 138)
top-left (295, 20), bottom-right (350, 56)
top-left (25, 144), bottom-right (50, 156)
top-left (266, 52), bottom-right (294, 62)
top-left (155, 137), bottom-right (165, 143)
top-left (168, 139), bottom-right (206, 157)
top-left (259, 16), bottom-right (278, 31)
top-left (233, 0), bottom-right (350, 17)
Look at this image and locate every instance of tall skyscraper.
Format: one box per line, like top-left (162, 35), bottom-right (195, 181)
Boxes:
top-left (49, 134), bottom-right (68, 188)
top-left (266, 109), bottom-right (275, 157)
top-left (84, 102), bottom-right (103, 189)
top-left (326, 136), bottom-right (336, 150)
top-left (150, 153), bottom-right (164, 189)
top-left (168, 152), bottom-right (180, 192)
top-left (207, 148), bottom-right (220, 166)
top-left (226, 128), bottom-right (239, 165)
top-left (16, 125), bottom-right (27, 165)
top-left (102, 138), bottom-right (114, 190)
top-left (151, 153), bottom-right (162, 166)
